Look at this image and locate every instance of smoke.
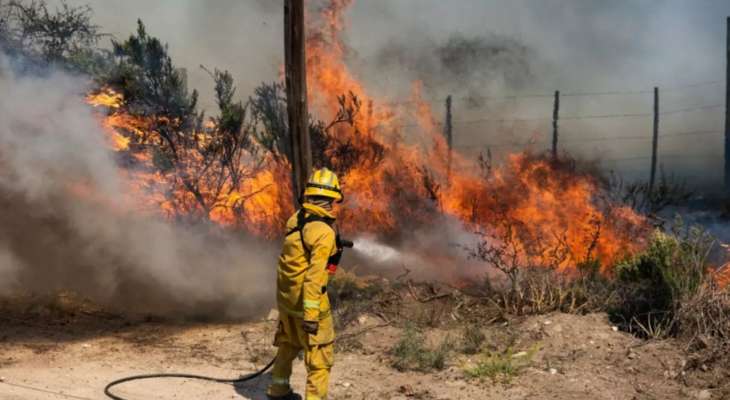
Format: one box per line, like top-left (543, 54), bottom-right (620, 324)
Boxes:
top-left (40, 0), bottom-right (729, 190)
top-left (0, 55), bottom-right (276, 319)
top-left (348, 0), bottom-right (728, 189)
top-left (375, 33), bottom-right (538, 106)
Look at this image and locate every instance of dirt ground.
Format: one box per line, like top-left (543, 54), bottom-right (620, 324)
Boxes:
top-left (0, 304), bottom-right (721, 400)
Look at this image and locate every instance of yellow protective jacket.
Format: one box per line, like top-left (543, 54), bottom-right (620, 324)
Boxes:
top-left (277, 203), bottom-right (337, 325)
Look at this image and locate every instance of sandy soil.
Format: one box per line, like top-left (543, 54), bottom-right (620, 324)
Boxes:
top-left (0, 308), bottom-right (718, 400)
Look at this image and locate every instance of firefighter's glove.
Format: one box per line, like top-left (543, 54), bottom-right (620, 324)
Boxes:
top-left (328, 249), bottom-right (343, 267)
top-left (302, 320), bottom-right (319, 335)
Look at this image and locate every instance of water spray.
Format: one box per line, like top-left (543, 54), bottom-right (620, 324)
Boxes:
top-left (351, 237), bottom-right (404, 264)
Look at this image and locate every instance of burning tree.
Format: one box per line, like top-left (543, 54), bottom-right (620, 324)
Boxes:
top-left (93, 20), bottom-right (288, 233)
top-left (89, 18), bottom-right (368, 236)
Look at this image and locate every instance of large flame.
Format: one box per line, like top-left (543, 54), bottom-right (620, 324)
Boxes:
top-left (87, 87), bottom-right (291, 238)
top-left (304, 0), bottom-right (647, 269)
top-left (85, 0), bottom-right (648, 274)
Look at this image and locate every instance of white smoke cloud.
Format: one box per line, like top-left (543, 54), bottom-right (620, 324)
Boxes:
top-left (0, 54), bottom-right (277, 319)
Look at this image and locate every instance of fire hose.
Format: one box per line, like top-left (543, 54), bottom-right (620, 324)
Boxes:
top-left (104, 239), bottom-right (355, 400)
top-left (103, 356), bottom-right (276, 400)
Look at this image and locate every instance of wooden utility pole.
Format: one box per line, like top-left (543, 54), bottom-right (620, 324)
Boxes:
top-left (284, 0), bottom-right (311, 205)
top-left (552, 90), bottom-right (560, 159)
top-left (725, 16), bottom-right (730, 191)
top-left (650, 87), bottom-right (659, 192)
top-left (444, 95), bottom-right (453, 179)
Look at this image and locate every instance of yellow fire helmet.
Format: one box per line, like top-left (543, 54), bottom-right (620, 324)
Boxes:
top-left (304, 167), bottom-right (343, 202)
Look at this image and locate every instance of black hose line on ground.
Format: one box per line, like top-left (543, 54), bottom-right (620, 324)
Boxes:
top-left (103, 356), bottom-right (276, 400)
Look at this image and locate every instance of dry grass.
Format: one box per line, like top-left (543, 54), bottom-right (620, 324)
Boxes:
top-left (328, 267), bottom-right (384, 330)
top-left (460, 323), bottom-right (486, 355)
top-left (677, 283), bottom-right (730, 364)
top-left (391, 325), bottom-right (452, 372)
top-left (464, 344), bottom-right (539, 383)
top-left (478, 265), bottom-right (613, 317)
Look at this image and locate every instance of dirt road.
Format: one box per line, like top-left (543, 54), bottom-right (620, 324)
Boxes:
top-left (0, 310), bottom-right (716, 400)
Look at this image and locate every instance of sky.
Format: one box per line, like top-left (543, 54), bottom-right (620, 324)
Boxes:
top-left (47, 0), bottom-right (730, 187)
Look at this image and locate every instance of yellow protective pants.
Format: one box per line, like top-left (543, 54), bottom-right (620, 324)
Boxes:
top-left (267, 311), bottom-right (334, 400)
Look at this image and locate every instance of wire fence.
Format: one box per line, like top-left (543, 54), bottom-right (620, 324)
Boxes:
top-left (391, 79), bottom-right (726, 184)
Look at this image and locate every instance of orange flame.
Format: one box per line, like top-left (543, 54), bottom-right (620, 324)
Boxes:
top-left (304, 0), bottom-right (647, 270)
top-left (86, 87), bottom-right (123, 108)
top-left (83, 0), bottom-right (648, 275)
top-left (714, 265), bottom-right (730, 289)
top-left (86, 88), bottom-right (292, 239)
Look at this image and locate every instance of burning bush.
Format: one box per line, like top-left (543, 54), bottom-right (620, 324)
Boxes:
top-left (468, 152), bottom-right (650, 299)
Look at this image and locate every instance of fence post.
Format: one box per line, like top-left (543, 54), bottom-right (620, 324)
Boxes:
top-left (445, 95), bottom-right (453, 179)
top-left (650, 87), bottom-right (659, 192)
top-left (552, 90), bottom-right (560, 159)
top-left (725, 16), bottom-right (730, 191)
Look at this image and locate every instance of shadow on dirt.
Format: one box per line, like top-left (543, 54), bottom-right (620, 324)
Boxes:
top-left (234, 371), bottom-right (274, 400)
top-left (0, 297), bottom-right (260, 347)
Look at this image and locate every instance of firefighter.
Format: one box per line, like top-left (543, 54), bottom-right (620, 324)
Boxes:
top-left (267, 168), bottom-right (344, 400)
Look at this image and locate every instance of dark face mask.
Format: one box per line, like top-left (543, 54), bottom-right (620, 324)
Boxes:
top-left (306, 197), bottom-right (334, 211)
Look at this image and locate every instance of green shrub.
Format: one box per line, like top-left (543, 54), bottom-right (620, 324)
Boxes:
top-left (611, 220), bottom-right (714, 338)
top-left (391, 326), bottom-right (451, 372)
top-left (464, 345), bottom-right (538, 383)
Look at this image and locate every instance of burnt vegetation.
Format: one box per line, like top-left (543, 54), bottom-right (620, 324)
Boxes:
top-left (609, 169), bottom-right (693, 215)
